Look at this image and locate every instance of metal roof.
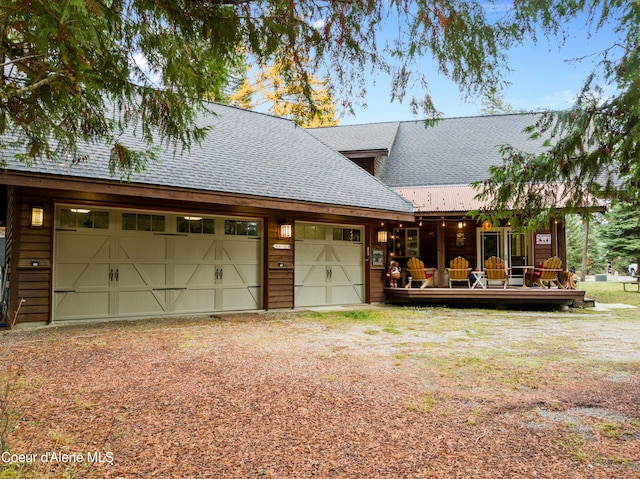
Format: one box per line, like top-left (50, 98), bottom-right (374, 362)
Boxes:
top-left (394, 184), bottom-right (484, 214)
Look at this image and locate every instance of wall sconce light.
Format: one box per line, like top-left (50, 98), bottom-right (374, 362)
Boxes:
top-left (376, 229), bottom-right (388, 243)
top-left (278, 222), bottom-right (292, 239)
top-left (441, 217), bottom-right (446, 227)
top-left (30, 206), bottom-right (44, 228)
top-left (457, 221), bottom-right (464, 229)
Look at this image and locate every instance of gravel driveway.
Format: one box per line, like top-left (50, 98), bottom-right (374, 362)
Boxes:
top-left (1, 305), bottom-right (639, 478)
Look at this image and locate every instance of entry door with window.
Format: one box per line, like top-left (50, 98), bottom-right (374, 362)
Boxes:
top-left (477, 227), bottom-right (531, 284)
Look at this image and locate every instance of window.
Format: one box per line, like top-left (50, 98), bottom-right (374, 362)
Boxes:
top-left (393, 228), bottom-right (419, 257)
top-left (296, 224), bottom-right (326, 240)
top-left (60, 208), bottom-right (110, 229)
top-left (333, 228), bottom-right (361, 242)
top-left (224, 220), bottom-right (259, 237)
top-left (177, 216), bottom-right (214, 234)
top-left (122, 213), bottom-right (166, 232)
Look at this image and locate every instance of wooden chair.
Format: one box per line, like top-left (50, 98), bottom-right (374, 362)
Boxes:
top-left (484, 256), bottom-right (509, 289)
top-left (532, 256), bottom-right (565, 289)
top-left (404, 257), bottom-right (433, 289)
top-left (447, 256), bottom-right (471, 288)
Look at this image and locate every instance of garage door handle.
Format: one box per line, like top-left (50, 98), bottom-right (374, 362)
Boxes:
top-left (115, 269), bottom-right (119, 281)
top-left (110, 269), bottom-right (114, 282)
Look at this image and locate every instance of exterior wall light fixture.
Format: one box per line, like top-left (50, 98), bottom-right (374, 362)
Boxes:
top-left (278, 222), bottom-right (292, 239)
top-left (30, 206), bottom-right (44, 228)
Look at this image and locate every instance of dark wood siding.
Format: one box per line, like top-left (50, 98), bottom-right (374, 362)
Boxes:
top-left (11, 192), bottom-right (53, 325)
top-left (265, 217), bottom-right (294, 310)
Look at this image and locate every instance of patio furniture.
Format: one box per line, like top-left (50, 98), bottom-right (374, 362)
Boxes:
top-left (484, 256), bottom-right (509, 289)
top-left (405, 257), bottom-right (434, 288)
top-left (447, 256), bottom-right (471, 288)
top-left (470, 270), bottom-right (486, 289)
top-left (532, 256), bottom-right (565, 289)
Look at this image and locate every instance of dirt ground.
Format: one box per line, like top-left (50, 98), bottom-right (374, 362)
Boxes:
top-left (1, 305), bottom-right (639, 478)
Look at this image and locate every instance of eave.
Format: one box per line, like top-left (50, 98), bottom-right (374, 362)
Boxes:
top-left (1, 170), bottom-right (415, 222)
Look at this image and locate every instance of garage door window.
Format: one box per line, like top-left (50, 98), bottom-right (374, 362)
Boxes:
top-left (333, 228), bottom-right (361, 242)
top-left (296, 224), bottom-right (326, 240)
top-left (177, 216), bottom-right (215, 234)
top-left (225, 220), bottom-right (259, 237)
top-left (60, 208), bottom-right (110, 229)
top-left (122, 213), bottom-right (166, 232)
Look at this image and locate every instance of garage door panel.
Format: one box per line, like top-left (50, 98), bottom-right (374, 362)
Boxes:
top-left (173, 289), bottom-right (217, 313)
top-left (330, 285), bottom-right (363, 305)
top-left (118, 237), bottom-right (166, 260)
top-left (118, 290), bottom-right (166, 315)
top-left (55, 263), bottom-right (111, 289)
top-left (294, 286), bottom-right (327, 307)
top-left (174, 264), bottom-right (216, 286)
top-left (332, 265), bottom-right (363, 284)
top-left (222, 287), bottom-right (260, 311)
top-left (174, 238), bottom-right (216, 260)
top-left (222, 264), bottom-right (260, 286)
top-left (295, 263), bottom-right (328, 285)
top-left (55, 234), bottom-right (111, 260)
top-left (117, 263), bottom-right (167, 288)
top-left (55, 291), bottom-right (110, 320)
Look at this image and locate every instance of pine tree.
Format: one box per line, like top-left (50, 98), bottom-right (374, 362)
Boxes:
top-left (599, 203), bottom-right (640, 274)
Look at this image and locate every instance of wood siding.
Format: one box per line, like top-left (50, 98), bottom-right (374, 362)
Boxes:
top-left (10, 191), bottom-right (53, 324)
top-left (265, 217), bottom-right (294, 310)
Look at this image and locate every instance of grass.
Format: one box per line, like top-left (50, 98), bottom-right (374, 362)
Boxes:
top-left (581, 280), bottom-right (640, 308)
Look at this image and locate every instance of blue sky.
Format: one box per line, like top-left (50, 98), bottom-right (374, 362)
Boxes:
top-left (339, 11), bottom-right (622, 125)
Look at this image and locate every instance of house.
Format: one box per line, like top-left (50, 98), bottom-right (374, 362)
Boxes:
top-left (309, 114), bottom-right (581, 290)
top-left (0, 103), bottom-right (415, 327)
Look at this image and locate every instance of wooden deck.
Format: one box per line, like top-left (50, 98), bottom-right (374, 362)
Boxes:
top-left (384, 286), bottom-right (589, 309)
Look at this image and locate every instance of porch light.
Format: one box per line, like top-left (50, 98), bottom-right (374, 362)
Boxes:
top-left (457, 221), bottom-right (464, 229)
top-left (278, 222), bottom-right (292, 239)
top-left (376, 229), bottom-right (388, 243)
top-left (30, 206), bottom-right (44, 228)
top-left (441, 217), bottom-right (446, 227)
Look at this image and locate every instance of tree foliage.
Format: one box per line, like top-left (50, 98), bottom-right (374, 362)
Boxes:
top-left (599, 202), bottom-right (640, 272)
top-left (230, 58), bottom-right (339, 127)
top-left (475, 1), bottom-right (638, 228)
top-left (0, 0), bottom-right (636, 181)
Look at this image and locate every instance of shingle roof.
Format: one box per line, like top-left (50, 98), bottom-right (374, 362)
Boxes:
top-left (376, 114), bottom-right (544, 188)
top-left (308, 122), bottom-right (400, 152)
top-left (310, 114), bottom-right (539, 187)
top-left (2, 103), bottom-right (414, 214)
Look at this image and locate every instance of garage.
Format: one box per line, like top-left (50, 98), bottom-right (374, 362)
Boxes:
top-left (53, 206), bottom-right (262, 321)
top-left (294, 222), bottom-right (364, 307)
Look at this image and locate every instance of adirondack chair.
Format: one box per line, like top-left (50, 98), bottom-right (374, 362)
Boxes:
top-left (532, 256), bottom-right (565, 289)
top-left (484, 256), bottom-right (509, 289)
top-left (447, 256), bottom-right (471, 288)
top-left (405, 257), bottom-right (434, 289)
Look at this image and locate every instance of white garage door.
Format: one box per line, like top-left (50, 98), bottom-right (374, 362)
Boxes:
top-left (294, 223), bottom-right (364, 307)
top-left (54, 206), bottom-right (262, 321)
